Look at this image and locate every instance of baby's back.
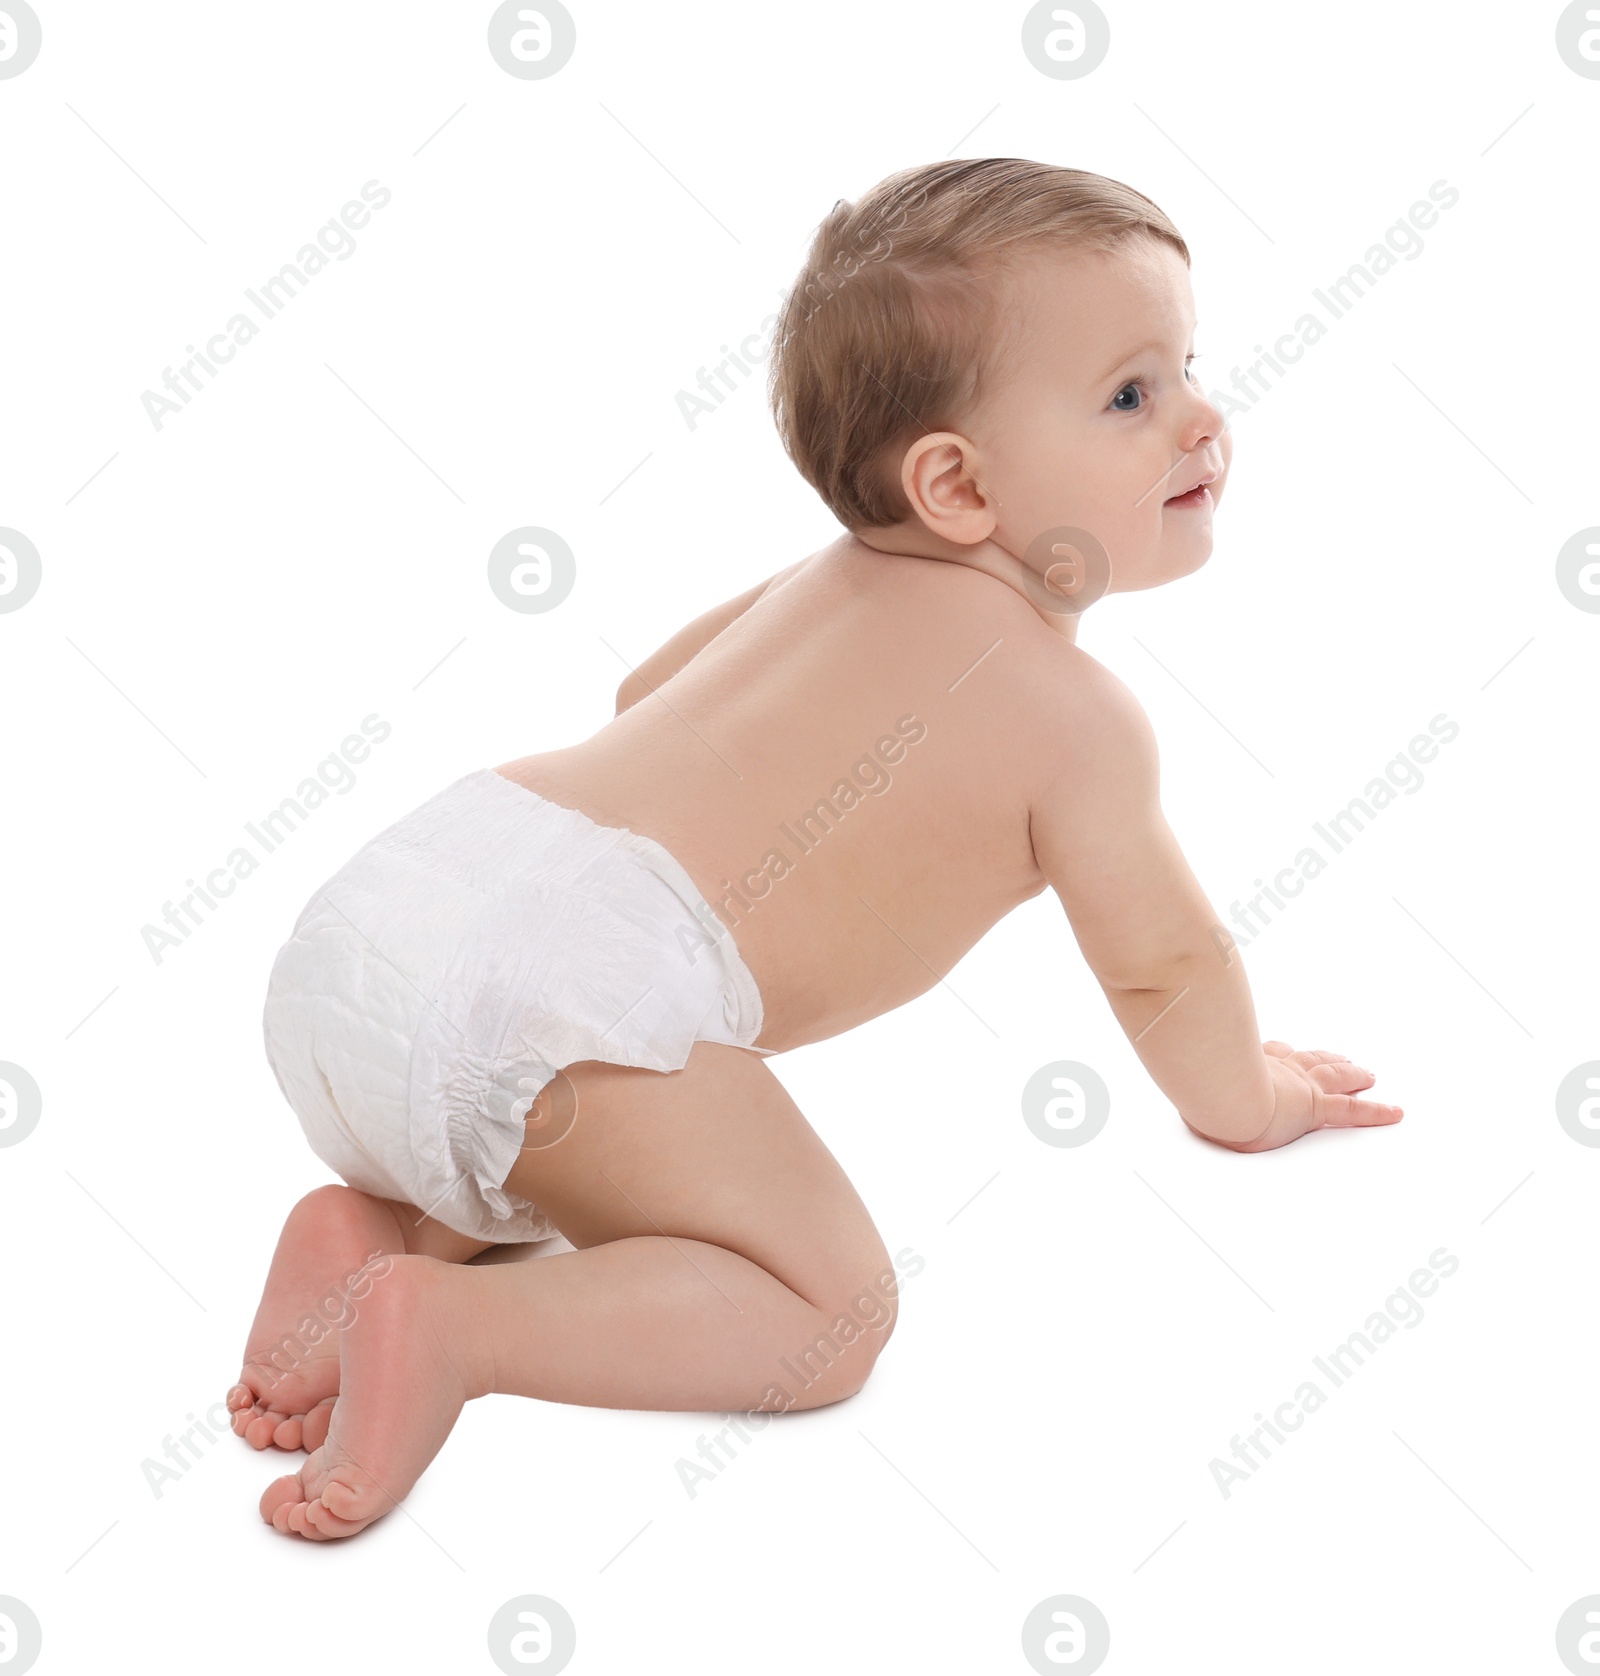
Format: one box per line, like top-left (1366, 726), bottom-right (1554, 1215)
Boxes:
top-left (506, 548), bottom-right (1085, 1050)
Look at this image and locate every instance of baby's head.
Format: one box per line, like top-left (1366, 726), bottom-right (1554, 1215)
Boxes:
top-left (768, 158), bottom-right (1231, 613)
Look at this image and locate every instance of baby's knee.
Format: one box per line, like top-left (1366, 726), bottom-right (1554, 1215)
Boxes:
top-left (772, 1286), bottom-right (900, 1410)
top-left (291, 1181), bottom-right (361, 1218)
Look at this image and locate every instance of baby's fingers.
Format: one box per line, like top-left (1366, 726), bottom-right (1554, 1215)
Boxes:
top-left (1309, 1061), bottom-right (1403, 1128)
top-left (1294, 1048), bottom-right (1357, 1071)
top-left (1317, 1093), bottom-right (1405, 1129)
top-left (1310, 1059), bottom-right (1372, 1093)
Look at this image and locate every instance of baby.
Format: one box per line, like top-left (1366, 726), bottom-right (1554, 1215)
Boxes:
top-left (230, 157), bottom-right (1402, 1540)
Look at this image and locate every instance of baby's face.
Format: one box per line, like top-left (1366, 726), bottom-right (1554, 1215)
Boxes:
top-left (970, 237), bottom-right (1231, 598)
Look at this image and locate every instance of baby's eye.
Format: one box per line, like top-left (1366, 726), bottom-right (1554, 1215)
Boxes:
top-left (1112, 358), bottom-right (1197, 409)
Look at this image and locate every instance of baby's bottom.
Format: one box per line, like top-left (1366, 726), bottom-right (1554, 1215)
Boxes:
top-left (234, 1042), bottom-right (900, 1540)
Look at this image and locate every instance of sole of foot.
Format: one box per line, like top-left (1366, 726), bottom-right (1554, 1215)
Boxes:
top-left (229, 1184), bottom-right (401, 1453)
top-left (259, 1254), bottom-right (477, 1541)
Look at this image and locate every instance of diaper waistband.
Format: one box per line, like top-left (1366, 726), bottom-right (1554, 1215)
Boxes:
top-left (472, 769), bottom-right (770, 1055)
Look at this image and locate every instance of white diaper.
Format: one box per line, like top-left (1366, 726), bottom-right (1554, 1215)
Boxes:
top-left (261, 767), bottom-right (769, 1243)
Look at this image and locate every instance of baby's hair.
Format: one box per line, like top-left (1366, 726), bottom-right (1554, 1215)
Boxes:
top-left (767, 157), bottom-right (1189, 531)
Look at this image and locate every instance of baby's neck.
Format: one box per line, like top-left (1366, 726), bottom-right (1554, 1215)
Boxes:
top-left (844, 528), bottom-right (1083, 642)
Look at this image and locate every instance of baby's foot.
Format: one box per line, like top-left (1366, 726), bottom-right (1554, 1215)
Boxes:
top-left (259, 1254), bottom-right (477, 1540)
top-left (228, 1185), bottom-right (402, 1453)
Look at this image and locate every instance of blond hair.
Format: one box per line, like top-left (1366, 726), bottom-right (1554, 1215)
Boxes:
top-left (767, 158), bottom-right (1189, 531)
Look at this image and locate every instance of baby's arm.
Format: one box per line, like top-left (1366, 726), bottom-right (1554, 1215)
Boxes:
top-left (1030, 654), bottom-right (1401, 1149)
top-left (615, 561), bottom-right (804, 714)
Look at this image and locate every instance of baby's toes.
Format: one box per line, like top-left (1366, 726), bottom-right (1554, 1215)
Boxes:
top-left (260, 1455), bottom-right (369, 1540)
top-left (261, 1466), bottom-right (336, 1537)
top-left (279, 1500), bottom-right (322, 1538)
top-left (266, 1398), bottom-right (334, 1452)
top-left (302, 1496), bottom-right (369, 1539)
top-left (260, 1468), bottom-right (308, 1529)
top-left (270, 1413), bottom-right (307, 1451)
top-left (228, 1372), bottom-right (289, 1430)
top-left (241, 1409), bottom-right (293, 1450)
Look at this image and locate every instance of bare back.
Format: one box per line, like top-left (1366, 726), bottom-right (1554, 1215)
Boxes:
top-left (498, 547), bottom-right (1089, 1052)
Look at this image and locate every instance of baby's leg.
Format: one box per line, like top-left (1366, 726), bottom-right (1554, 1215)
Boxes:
top-left (480, 1044), bottom-right (902, 1411)
top-left (260, 1043), bottom-right (898, 1539)
top-left (228, 1185), bottom-right (493, 1452)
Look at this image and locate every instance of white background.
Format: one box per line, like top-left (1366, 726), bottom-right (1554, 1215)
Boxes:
top-left (1, 1), bottom-right (1596, 1672)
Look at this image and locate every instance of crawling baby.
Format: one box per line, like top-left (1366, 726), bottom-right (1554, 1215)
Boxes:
top-left (230, 156), bottom-right (1403, 1540)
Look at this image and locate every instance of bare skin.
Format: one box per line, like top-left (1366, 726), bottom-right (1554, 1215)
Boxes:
top-left (240, 236), bottom-right (1401, 1538)
top-left (227, 1187), bottom-right (487, 1453)
top-left (250, 1048), bottom-right (898, 1538)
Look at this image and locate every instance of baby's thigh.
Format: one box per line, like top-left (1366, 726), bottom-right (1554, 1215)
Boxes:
top-left (503, 1043), bottom-right (896, 1317)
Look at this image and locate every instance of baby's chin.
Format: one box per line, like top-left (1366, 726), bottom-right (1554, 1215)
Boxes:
top-left (1114, 531), bottom-right (1214, 592)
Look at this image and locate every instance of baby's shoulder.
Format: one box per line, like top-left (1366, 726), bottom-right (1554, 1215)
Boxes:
top-left (768, 546), bottom-right (1140, 738)
top-left (912, 563), bottom-right (1127, 707)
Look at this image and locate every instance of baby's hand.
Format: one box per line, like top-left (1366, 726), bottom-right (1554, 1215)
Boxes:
top-left (1207, 1041), bottom-right (1404, 1153)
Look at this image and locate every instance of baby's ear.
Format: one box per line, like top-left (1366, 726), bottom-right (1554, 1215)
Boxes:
top-left (900, 431), bottom-right (996, 545)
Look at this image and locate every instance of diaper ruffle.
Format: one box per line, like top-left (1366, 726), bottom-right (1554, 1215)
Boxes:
top-left (439, 1042), bottom-right (561, 1240)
